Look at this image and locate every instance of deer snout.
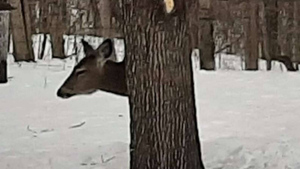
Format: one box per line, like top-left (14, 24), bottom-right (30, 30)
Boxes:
top-left (57, 87), bottom-right (74, 99)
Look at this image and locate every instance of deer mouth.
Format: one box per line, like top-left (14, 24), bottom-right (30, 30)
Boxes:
top-left (56, 87), bottom-right (98, 99)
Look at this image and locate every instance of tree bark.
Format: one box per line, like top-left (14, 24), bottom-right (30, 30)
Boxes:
top-left (122, 0), bottom-right (205, 169)
top-left (0, 11), bottom-right (9, 83)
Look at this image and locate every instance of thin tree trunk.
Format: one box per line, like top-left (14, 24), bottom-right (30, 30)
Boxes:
top-left (21, 0), bottom-right (34, 59)
top-left (9, 0), bottom-right (34, 61)
top-left (293, 1), bottom-right (300, 68)
top-left (245, 0), bottom-right (258, 70)
top-left (200, 20), bottom-right (215, 70)
top-left (41, 0), bottom-right (65, 58)
top-left (39, 34), bottom-right (47, 59)
top-left (91, 0), bottom-right (123, 38)
top-left (0, 11), bottom-right (10, 83)
top-left (279, 2), bottom-right (293, 59)
top-left (122, 1), bottom-right (205, 169)
top-left (51, 32), bottom-right (64, 58)
top-left (263, 0), bottom-right (280, 71)
top-left (98, 0), bottom-right (111, 36)
top-left (199, 0), bottom-right (215, 70)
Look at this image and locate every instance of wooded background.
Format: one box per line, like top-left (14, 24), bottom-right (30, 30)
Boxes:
top-left (6, 0), bottom-right (300, 71)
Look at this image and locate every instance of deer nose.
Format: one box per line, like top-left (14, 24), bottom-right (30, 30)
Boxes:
top-left (57, 88), bottom-right (74, 98)
top-left (57, 88), bottom-right (65, 98)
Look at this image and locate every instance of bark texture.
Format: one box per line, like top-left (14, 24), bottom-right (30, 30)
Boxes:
top-left (122, 0), bottom-right (205, 169)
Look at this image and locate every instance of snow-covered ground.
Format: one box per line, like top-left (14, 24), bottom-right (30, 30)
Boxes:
top-left (1, 56), bottom-right (300, 169)
top-left (1, 35), bottom-right (300, 168)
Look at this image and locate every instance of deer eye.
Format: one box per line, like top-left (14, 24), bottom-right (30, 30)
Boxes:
top-left (75, 68), bottom-right (87, 76)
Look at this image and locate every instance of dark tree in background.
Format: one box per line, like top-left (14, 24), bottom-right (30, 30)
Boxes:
top-left (9, 0), bottom-right (34, 61)
top-left (189, 0), bottom-right (215, 70)
top-left (262, 0), bottom-right (296, 71)
top-left (198, 0), bottom-right (215, 70)
top-left (294, 1), bottom-right (300, 70)
top-left (199, 20), bottom-right (215, 70)
top-left (263, 0), bottom-right (280, 70)
top-left (39, 0), bottom-right (67, 58)
top-left (0, 1), bottom-right (14, 83)
top-left (122, 0), bottom-right (205, 169)
top-left (245, 0), bottom-right (259, 70)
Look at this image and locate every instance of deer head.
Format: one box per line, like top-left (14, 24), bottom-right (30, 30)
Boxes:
top-left (57, 39), bottom-right (127, 98)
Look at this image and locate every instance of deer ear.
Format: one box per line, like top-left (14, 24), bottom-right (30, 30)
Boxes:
top-left (96, 39), bottom-right (114, 58)
top-left (82, 40), bottom-right (94, 56)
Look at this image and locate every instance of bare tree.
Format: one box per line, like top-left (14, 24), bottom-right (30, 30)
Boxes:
top-left (122, 0), bottom-right (205, 169)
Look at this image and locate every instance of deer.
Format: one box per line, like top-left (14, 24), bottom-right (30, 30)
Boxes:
top-left (57, 39), bottom-right (127, 98)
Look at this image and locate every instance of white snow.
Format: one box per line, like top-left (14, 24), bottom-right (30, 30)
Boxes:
top-left (0, 59), bottom-right (130, 169)
top-left (1, 36), bottom-right (300, 169)
top-left (1, 58), bottom-right (300, 169)
top-left (195, 71), bottom-right (300, 169)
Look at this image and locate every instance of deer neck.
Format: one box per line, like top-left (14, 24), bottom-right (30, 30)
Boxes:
top-left (97, 60), bottom-right (127, 96)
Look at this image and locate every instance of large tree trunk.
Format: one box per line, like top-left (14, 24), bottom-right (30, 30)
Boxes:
top-left (122, 1), bottom-right (205, 169)
top-left (9, 0), bottom-right (34, 61)
top-left (0, 11), bottom-right (10, 83)
top-left (245, 0), bottom-right (259, 70)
